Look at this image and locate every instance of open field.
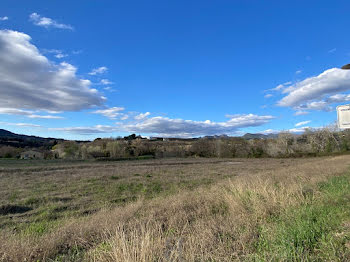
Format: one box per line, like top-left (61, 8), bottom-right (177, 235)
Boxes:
top-left (1, 156), bottom-right (350, 261)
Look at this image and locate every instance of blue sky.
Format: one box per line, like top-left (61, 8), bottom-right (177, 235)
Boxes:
top-left (1, 0), bottom-right (350, 139)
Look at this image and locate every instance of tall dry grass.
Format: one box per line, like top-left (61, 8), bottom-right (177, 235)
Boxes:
top-left (1, 155), bottom-right (350, 261)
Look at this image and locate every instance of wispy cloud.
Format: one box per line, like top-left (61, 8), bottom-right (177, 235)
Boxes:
top-left (295, 120), bottom-right (311, 127)
top-left (0, 121), bottom-right (41, 128)
top-left (0, 16), bottom-right (8, 21)
top-left (0, 108), bottom-right (63, 119)
top-left (328, 48), bottom-right (337, 53)
top-left (103, 86), bottom-right (115, 92)
top-left (294, 110), bottom-right (309, 116)
top-left (134, 112), bottom-right (150, 120)
top-left (89, 66), bottom-right (108, 75)
top-left (268, 81), bottom-right (292, 92)
top-left (43, 49), bottom-right (68, 59)
top-left (92, 107), bottom-right (125, 119)
top-left (29, 13), bottom-right (74, 30)
top-left (50, 125), bottom-right (117, 135)
top-left (296, 70), bottom-right (302, 74)
top-left (100, 79), bottom-right (113, 85)
top-left (264, 94), bottom-right (273, 98)
top-left (28, 115), bottom-right (64, 119)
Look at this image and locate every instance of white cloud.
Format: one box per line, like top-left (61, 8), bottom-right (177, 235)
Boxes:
top-left (103, 86), bottom-right (115, 92)
top-left (13, 123), bottom-right (41, 127)
top-left (296, 101), bottom-right (332, 112)
top-left (261, 126), bottom-right (311, 134)
top-left (50, 125), bottom-right (117, 135)
top-left (118, 114), bottom-right (275, 137)
top-left (294, 110), bottom-right (309, 116)
top-left (0, 30), bottom-right (105, 111)
top-left (53, 114), bottom-right (274, 137)
top-left (0, 16), bottom-right (8, 21)
top-left (264, 94), bottom-right (273, 98)
top-left (260, 129), bottom-right (279, 134)
top-left (328, 48), bottom-right (336, 53)
top-left (100, 79), bottom-right (113, 85)
top-left (28, 114), bottom-right (63, 119)
top-left (0, 121), bottom-right (41, 128)
top-left (327, 93), bottom-right (350, 103)
top-left (134, 112), bottom-right (150, 120)
top-left (288, 127), bottom-right (311, 133)
top-left (120, 115), bottom-right (129, 120)
top-left (43, 49), bottom-right (68, 59)
top-left (269, 81), bottom-right (292, 92)
top-left (92, 107), bottom-right (125, 119)
top-left (0, 108), bottom-right (63, 119)
top-left (295, 120), bottom-right (311, 127)
top-left (55, 53), bottom-right (68, 59)
top-left (29, 13), bottom-right (73, 30)
top-left (278, 68), bottom-right (350, 110)
top-left (296, 70), bottom-right (302, 74)
top-left (89, 66), bottom-right (108, 75)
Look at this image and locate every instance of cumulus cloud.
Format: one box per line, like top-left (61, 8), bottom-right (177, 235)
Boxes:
top-left (29, 13), bottom-right (73, 30)
top-left (89, 66), bottom-right (108, 75)
top-left (118, 114), bottom-right (275, 137)
top-left (0, 16), bottom-right (8, 21)
top-left (0, 108), bottom-right (63, 119)
top-left (278, 68), bottom-right (350, 109)
top-left (92, 107), bottom-right (125, 119)
top-left (0, 30), bottom-right (105, 112)
top-left (134, 112), bottom-right (150, 120)
top-left (54, 114), bottom-right (274, 137)
top-left (295, 120), bottom-right (311, 127)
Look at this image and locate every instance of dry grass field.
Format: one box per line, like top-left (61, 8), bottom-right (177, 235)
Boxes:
top-left (1, 156), bottom-right (350, 261)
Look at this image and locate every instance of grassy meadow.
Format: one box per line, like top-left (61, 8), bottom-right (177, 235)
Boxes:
top-left (1, 156), bottom-right (350, 261)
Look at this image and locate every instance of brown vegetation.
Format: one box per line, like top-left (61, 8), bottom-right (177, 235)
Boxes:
top-left (49, 128), bottom-right (350, 160)
top-left (1, 155), bottom-right (350, 261)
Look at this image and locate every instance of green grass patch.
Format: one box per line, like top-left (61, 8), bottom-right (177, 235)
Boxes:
top-left (254, 175), bottom-right (350, 261)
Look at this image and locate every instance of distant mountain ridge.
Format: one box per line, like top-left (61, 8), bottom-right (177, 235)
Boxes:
top-left (242, 133), bottom-right (278, 140)
top-left (0, 129), bottom-right (63, 148)
top-left (0, 129), bottom-right (279, 149)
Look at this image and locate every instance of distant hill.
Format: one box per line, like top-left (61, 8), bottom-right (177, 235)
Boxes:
top-left (0, 128), bottom-right (280, 149)
top-left (0, 129), bottom-right (64, 148)
top-left (242, 133), bottom-right (278, 140)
